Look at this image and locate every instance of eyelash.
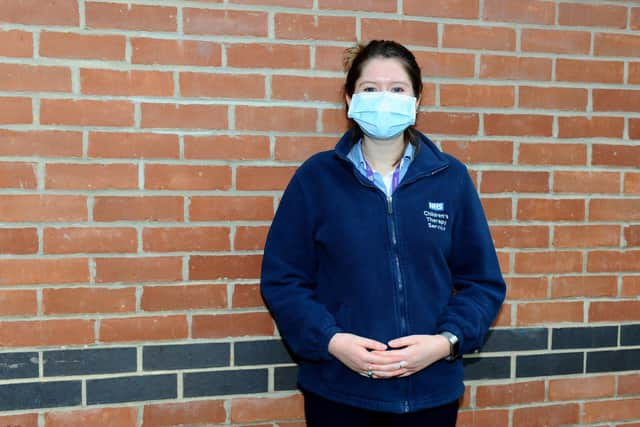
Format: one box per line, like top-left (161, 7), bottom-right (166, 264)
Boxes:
top-left (362, 87), bottom-right (405, 93)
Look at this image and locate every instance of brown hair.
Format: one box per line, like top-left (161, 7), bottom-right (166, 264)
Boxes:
top-left (342, 40), bottom-right (423, 147)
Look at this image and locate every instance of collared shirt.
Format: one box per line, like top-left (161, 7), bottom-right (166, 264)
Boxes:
top-left (347, 140), bottom-right (414, 196)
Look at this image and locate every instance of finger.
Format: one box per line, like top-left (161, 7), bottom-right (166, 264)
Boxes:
top-left (368, 360), bottom-right (409, 372)
top-left (372, 368), bottom-right (406, 379)
top-left (356, 337), bottom-right (388, 351)
top-left (363, 351), bottom-right (404, 366)
top-left (388, 335), bottom-right (417, 348)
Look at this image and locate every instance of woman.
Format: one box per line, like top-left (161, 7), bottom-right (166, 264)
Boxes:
top-left (261, 40), bottom-right (506, 426)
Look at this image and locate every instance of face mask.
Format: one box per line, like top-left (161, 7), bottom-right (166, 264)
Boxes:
top-left (347, 91), bottom-right (417, 140)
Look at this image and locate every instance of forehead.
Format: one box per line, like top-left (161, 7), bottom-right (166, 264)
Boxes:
top-left (357, 57), bottom-right (411, 83)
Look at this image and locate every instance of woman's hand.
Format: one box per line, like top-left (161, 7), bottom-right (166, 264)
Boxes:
top-left (369, 334), bottom-right (451, 378)
top-left (328, 333), bottom-right (405, 378)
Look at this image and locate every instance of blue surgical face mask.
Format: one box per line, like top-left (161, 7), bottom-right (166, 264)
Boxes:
top-left (347, 91), bottom-right (417, 140)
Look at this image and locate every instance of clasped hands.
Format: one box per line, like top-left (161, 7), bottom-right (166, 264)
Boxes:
top-left (328, 332), bottom-right (450, 379)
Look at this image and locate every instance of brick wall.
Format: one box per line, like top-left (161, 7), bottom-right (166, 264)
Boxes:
top-left (0, 0), bottom-right (638, 425)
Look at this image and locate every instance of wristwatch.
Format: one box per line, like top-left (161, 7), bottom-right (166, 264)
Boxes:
top-left (439, 331), bottom-right (460, 361)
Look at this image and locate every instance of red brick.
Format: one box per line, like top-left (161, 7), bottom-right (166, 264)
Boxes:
top-left (480, 55), bottom-right (551, 81)
top-left (517, 301), bottom-right (585, 324)
top-left (0, 228), bottom-right (38, 254)
top-left (590, 301), bottom-right (640, 322)
top-left (631, 64), bottom-right (640, 85)
top-left (485, 114), bottom-right (552, 137)
top-left (633, 8), bottom-right (640, 30)
top-left (190, 196), bottom-right (273, 222)
top-left (414, 52), bottom-right (475, 78)
top-left (623, 276), bottom-right (640, 297)
top-left (95, 257), bottom-right (182, 284)
top-left (443, 25), bottom-right (514, 51)
top-left (0, 130), bottom-right (82, 158)
top-left (517, 198), bottom-right (584, 221)
top-left (493, 303), bottom-right (512, 327)
top-left (235, 226), bottom-right (269, 251)
top-left (236, 166), bottom-right (297, 191)
top-left (227, 44), bottom-right (309, 69)
top-left (143, 400), bottom-right (226, 427)
top-left (590, 199), bottom-right (640, 221)
top-left (315, 45), bottom-right (346, 71)
top-left (441, 141), bottom-right (513, 164)
top-left (86, 3), bottom-right (176, 32)
top-left (0, 414), bottom-right (37, 427)
top-left (100, 315), bottom-right (188, 342)
top-left (481, 198), bottom-right (512, 221)
top-left (519, 87), bottom-right (587, 111)
top-left (549, 376), bottom-right (615, 401)
top-left (552, 275), bottom-right (617, 298)
top-left (588, 250), bottom-right (640, 273)
top-left (145, 164), bottom-right (231, 191)
top-left (141, 103), bottom-right (227, 130)
top-left (45, 407), bottom-right (137, 427)
top-left (490, 225), bottom-right (549, 248)
top-left (519, 143), bottom-right (586, 166)
top-left (81, 69), bottom-right (173, 96)
top-left (44, 227), bottom-right (137, 254)
top-left (185, 135), bottom-right (269, 161)
top-left (232, 283), bottom-right (264, 308)
top-left (0, 162), bottom-right (36, 188)
top-left (0, 195), bottom-right (86, 222)
top-left (513, 404), bottom-right (580, 427)
top-left (559, 116), bottom-right (624, 139)
top-left (441, 85), bottom-right (514, 108)
top-left (619, 373), bottom-right (640, 396)
top-left (484, 0), bottom-right (554, 24)
top-left (361, 18), bottom-right (436, 47)
top-left (277, 14), bottom-right (356, 41)
top-left (631, 119), bottom-right (640, 141)
top-left (89, 132), bottom-right (179, 159)
top-left (0, 319), bottom-right (94, 347)
top-left (496, 251), bottom-right (510, 274)
top-left (522, 29), bottom-right (590, 54)
top-left (0, 290), bottom-right (37, 316)
top-left (584, 398), bottom-right (640, 423)
top-left (559, 3), bottom-right (628, 29)
top-left (181, 72), bottom-right (265, 99)
top-left (506, 277), bottom-right (548, 300)
top-left (593, 144), bottom-right (640, 167)
top-left (43, 287), bottom-right (135, 315)
top-left (46, 163), bottom-right (138, 190)
top-left (184, 8), bottom-right (267, 36)
top-left (132, 38), bottom-right (221, 66)
top-left (0, 30), bottom-right (32, 57)
top-left (143, 227), bottom-right (229, 252)
top-left (272, 75), bottom-right (343, 103)
top-left (236, 106), bottom-right (317, 132)
top-left (481, 171), bottom-right (548, 193)
top-left (41, 99), bottom-right (133, 127)
top-left (515, 252), bottom-right (583, 274)
top-left (416, 112), bottom-right (479, 136)
top-left (0, 0), bottom-right (78, 25)
top-left (476, 381), bottom-right (544, 407)
top-left (404, 0), bottom-right (478, 19)
top-left (456, 409), bottom-right (509, 427)
top-left (40, 32), bottom-right (125, 60)
top-left (557, 59), bottom-right (624, 84)
top-left (231, 0), bottom-right (312, 7)
top-left (231, 394), bottom-right (304, 423)
top-left (317, 0), bottom-right (395, 12)
top-left (554, 171), bottom-right (620, 194)
top-left (625, 225), bottom-right (640, 246)
top-left (141, 284), bottom-right (227, 311)
top-left (0, 97), bottom-right (31, 124)
top-left (190, 255), bottom-right (262, 280)
top-left (0, 258), bottom-right (88, 286)
top-left (554, 225), bottom-right (620, 248)
top-left (595, 33), bottom-right (640, 57)
top-left (322, 108), bottom-right (349, 134)
top-left (0, 63), bottom-right (70, 92)
top-left (94, 196), bottom-right (183, 222)
top-left (193, 311), bottom-right (274, 338)
top-left (595, 89), bottom-right (640, 112)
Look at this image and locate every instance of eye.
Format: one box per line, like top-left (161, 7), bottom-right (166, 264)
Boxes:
top-left (391, 87), bottom-right (405, 93)
top-left (362, 86), bottom-right (377, 92)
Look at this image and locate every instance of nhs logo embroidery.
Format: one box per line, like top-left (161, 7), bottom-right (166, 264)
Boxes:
top-left (428, 202), bottom-right (444, 212)
top-left (424, 201), bottom-right (448, 232)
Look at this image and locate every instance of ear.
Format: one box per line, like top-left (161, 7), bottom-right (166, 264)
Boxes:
top-left (345, 93), bottom-right (351, 108)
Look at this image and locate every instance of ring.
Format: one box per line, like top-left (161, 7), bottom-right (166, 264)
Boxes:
top-left (399, 360), bottom-right (407, 369)
top-left (366, 369), bottom-right (373, 378)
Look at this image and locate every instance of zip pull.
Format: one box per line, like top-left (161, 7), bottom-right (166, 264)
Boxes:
top-left (387, 196), bottom-right (393, 215)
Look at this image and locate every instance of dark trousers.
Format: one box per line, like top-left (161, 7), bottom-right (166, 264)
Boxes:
top-left (303, 390), bottom-right (459, 427)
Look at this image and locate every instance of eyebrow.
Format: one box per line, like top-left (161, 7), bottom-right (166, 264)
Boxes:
top-left (357, 81), bottom-right (411, 86)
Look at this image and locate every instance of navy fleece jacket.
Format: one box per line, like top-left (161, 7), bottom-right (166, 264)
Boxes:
top-left (261, 130), bottom-right (506, 413)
